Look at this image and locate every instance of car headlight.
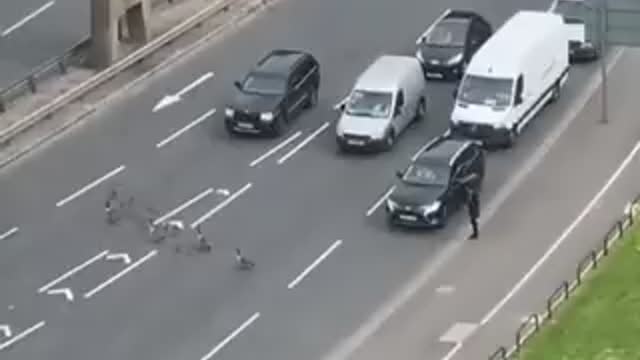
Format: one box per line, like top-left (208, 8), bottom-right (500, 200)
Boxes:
top-left (260, 112), bottom-right (274, 122)
top-left (225, 108), bottom-right (235, 117)
top-left (420, 201), bottom-right (441, 216)
top-left (386, 199), bottom-right (398, 211)
top-left (416, 50), bottom-right (424, 63)
top-left (447, 53), bottom-right (463, 65)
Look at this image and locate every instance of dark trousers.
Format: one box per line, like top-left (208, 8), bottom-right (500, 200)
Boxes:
top-left (469, 216), bottom-right (479, 238)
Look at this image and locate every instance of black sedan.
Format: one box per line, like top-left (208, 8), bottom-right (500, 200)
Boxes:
top-left (225, 49), bottom-right (320, 137)
top-left (386, 139), bottom-right (484, 228)
top-left (415, 9), bottom-right (492, 80)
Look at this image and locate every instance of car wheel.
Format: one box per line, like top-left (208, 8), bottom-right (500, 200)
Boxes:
top-left (224, 121), bottom-right (236, 137)
top-left (414, 98), bottom-right (426, 122)
top-left (270, 115), bottom-right (286, 137)
top-left (504, 128), bottom-right (517, 148)
top-left (383, 130), bottom-right (395, 151)
top-left (305, 87), bottom-right (318, 109)
top-left (438, 203), bottom-right (449, 229)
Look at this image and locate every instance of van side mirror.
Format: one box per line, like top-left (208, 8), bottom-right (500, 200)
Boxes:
top-left (514, 93), bottom-right (523, 105)
top-left (395, 170), bottom-right (404, 179)
top-left (333, 96), bottom-right (349, 112)
top-left (233, 80), bottom-right (242, 90)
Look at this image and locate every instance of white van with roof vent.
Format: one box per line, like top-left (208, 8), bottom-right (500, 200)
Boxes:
top-left (449, 10), bottom-right (569, 147)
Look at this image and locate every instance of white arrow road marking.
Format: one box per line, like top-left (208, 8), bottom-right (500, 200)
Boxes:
top-left (0, 321), bottom-right (45, 351)
top-left (46, 288), bottom-right (74, 302)
top-left (84, 250), bottom-right (158, 299)
top-left (215, 188), bottom-right (231, 196)
top-left (153, 72), bottom-right (214, 112)
top-left (0, 325), bottom-right (11, 338)
top-left (106, 252), bottom-right (131, 264)
top-left (39, 250), bottom-right (109, 293)
top-left (0, 227), bottom-right (18, 241)
top-left (156, 108), bottom-right (217, 148)
top-left (190, 183), bottom-right (253, 228)
top-left (154, 187), bottom-right (214, 226)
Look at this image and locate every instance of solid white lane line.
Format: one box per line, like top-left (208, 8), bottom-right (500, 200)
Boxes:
top-left (250, 131), bottom-right (302, 167)
top-left (277, 122), bottom-right (330, 165)
top-left (39, 250), bottom-right (109, 293)
top-left (190, 183), bottom-right (253, 228)
top-left (154, 187), bottom-right (214, 225)
top-left (479, 140), bottom-right (640, 326)
top-left (440, 343), bottom-right (462, 360)
top-left (288, 240), bottom-right (343, 289)
top-left (156, 108), bottom-right (216, 148)
top-left (366, 186), bottom-right (396, 217)
top-left (0, 321), bottom-right (45, 351)
top-left (0, 227), bottom-right (18, 241)
top-left (56, 165), bottom-right (126, 207)
top-left (1, 1), bottom-right (55, 37)
top-left (200, 312), bottom-right (261, 360)
top-left (84, 250), bottom-right (158, 299)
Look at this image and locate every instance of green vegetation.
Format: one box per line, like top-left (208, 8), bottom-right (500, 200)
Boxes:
top-left (519, 223), bottom-right (640, 360)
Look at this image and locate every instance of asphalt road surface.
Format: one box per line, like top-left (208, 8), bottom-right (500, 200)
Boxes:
top-left (0, 0), bottom-right (626, 359)
top-left (346, 47), bottom-right (640, 360)
top-left (0, 0), bottom-right (89, 89)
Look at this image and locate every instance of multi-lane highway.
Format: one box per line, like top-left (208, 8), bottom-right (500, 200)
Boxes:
top-left (0, 0), bottom-right (632, 359)
top-left (0, 0), bottom-right (89, 88)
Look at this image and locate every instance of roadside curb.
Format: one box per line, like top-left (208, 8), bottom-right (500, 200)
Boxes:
top-left (0, 0), bottom-right (270, 170)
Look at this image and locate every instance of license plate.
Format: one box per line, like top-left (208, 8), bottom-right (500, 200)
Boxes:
top-left (399, 214), bottom-right (417, 221)
top-left (347, 139), bottom-right (365, 146)
top-left (426, 72), bottom-right (444, 78)
top-left (236, 122), bottom-right (254, 129)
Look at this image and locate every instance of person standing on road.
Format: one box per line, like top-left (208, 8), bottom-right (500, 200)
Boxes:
top-left (466, 186), bottom-right (480, 239)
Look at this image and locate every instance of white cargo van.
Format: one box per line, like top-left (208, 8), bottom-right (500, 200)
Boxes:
top-left (449, 11), bottom-right (569, 147)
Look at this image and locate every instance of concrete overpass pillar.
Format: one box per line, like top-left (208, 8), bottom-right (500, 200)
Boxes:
top-left (90, 0), bottom-right (151, 69)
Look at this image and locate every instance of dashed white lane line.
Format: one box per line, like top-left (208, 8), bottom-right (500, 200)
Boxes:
top-left (1, 1), bottom-right (55, 37)
top-left (55, 165), bottom-right (126, 207)
top-left (324, 48), bottom-right (627, 360)
top-left (0, 227), bottom-right (18, 241)
top-left (154, 187), bottom-right (214, 225)
top-left (200, 312), bottom-right (261, 360)
top-left (288, 240), bottom-right (343, 290)
top-left (190, 182), bottom-right (253, 228)
top-left (365, 186), bottom-right (396, 217)
top-left (479, 140), bottom-right (640, 326)
top-left (249, 131), bottom-right (302, 167)
top-left (156, 108), bottom-right (217, 148)
top-left (277, 121), bottom-right (330, 165)
top-left (38, 250), bottom-right (109, 293)
top-left (0, 321), bottom-right (46, 351)
top-left (84, 250), bottom-right (158, 299)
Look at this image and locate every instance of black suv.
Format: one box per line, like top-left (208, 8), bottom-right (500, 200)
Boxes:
top-left (415, 9), bottom-right (492, 80)
top-left (386, 138), bottom-right (484, 228)
top-left (225, 49), bottom-right (320, 136)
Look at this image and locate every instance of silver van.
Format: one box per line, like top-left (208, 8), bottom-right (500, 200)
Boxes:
top-left (335, 55), bottom-right (427, 151)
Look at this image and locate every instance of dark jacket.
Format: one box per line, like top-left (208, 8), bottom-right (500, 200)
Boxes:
top-left (467, 189), bottom-right (480, 219)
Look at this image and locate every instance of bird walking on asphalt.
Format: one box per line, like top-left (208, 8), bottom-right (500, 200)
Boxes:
top-left (105, 189), bottom-right (120, 225)
top-left (234, 248), bottom-right (254, 270)
top-left (195, 225), bottom-right (212, 253)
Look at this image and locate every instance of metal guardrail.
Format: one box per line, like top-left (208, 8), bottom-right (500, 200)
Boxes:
top-left (0, 36), bottom-right (91, 113)
top-left (0, 0), bottom-right (239, 147)
top-left (486, 192), bottom-right (640, 359)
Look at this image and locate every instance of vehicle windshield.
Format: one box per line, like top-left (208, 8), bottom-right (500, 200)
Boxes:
top-left (458, 75), bottom-right (513, 107)
top-left (345, 90), bottom-right (393, 118)
top-left (241, 73), bottom-right (286, 95)
top-left (554, 0), bottom-right (588, 22)
top-left (402, 164), bottom-right (449, 187)
top-left (424, 20), bottom-right (467, 47)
